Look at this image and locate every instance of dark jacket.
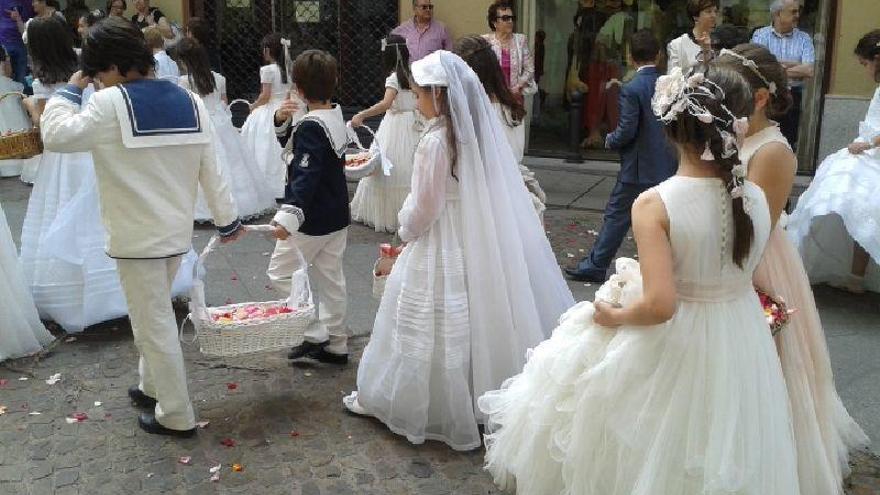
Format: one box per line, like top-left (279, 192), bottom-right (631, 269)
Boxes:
top-left (605, 66), bottom-right (677, 185)
top-left (277, 117), bottom-right (350, 237)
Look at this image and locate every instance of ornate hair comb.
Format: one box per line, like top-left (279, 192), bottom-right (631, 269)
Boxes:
top-left (718, 49), bottom-right (777, 95)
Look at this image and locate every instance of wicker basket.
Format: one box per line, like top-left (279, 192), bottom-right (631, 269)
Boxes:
top-left (344, 123), bottom-right (384, 180)
top-left (180, 225), bottom-right (315, 357)
top-left (0, 92), bottom-right (42, 160)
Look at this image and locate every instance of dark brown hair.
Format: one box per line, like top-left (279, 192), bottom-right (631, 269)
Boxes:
top-left (292, 49), bottom-right (337, 102)
top-left (854, 29), bottom-right (880, 82)
top-left (383, 33), bottom-right (411, 90)
top-left (629, 29), bottom-right (660, 64)
top-left (716, 43), bottom-right (791, 119)
top-left (176, 38), bottom-right (216, 96)
top-left (27, 16), bottom-right (78, 84)
top-left (81, 16), bottom-right (154, 77)
top-left (453, 35), bottom-right (525, 122)
top-left (663, 65), bottom-right (755, 267)
top-left (487, 0), bottom-right (514, 32)
top-left (261, 33), bottom-right (287, 84)
top-left (687, 0), bottom-right (719, 20)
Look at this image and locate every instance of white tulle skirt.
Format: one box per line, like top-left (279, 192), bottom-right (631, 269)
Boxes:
top-left (355, 199), bottom-right (485, 451)
top-left (478, 266), bottom-right (800, 494)
top-left (241, 100), bottom-right (286, 200)
top-left (350, 110), bottom-right (419, 232)
top-left (788, 147), bottom-right (880, 291)
top-left (0, 201), bottom-right (53, 361)
top-left (18, 150), bottom-right (197, 333)
top-left (194, 110), bottom-right (276, 222)
top-left (755, 222), bottom-right (868, 495)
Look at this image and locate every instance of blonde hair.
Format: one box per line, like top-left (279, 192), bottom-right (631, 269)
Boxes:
top-left (143, 26), bottom-right (164, 50)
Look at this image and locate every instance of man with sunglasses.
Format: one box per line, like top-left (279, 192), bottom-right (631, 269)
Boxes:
top-left (392, 0), bottom-right (451, 62)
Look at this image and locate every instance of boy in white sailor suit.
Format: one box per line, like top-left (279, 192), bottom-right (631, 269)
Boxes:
top-left (40, 17), bottom-right (243, 437)
top-left (269, 49), bottom-right (351, 365)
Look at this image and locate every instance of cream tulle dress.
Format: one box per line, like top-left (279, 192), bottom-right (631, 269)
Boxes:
top-left (478, 176), bottom-right (801, 495)
top-left (743, 124), bottom-right (868, 495)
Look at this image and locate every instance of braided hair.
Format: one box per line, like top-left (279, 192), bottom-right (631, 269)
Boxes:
top-left (661, 64), bottom-right (755, 267)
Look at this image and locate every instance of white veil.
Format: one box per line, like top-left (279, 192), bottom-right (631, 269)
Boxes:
top-left (423, 51), bottom-right (575, 416)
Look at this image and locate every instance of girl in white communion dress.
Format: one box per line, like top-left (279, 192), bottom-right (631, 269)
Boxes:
top-left (478, 64), bottom-right (800, 494)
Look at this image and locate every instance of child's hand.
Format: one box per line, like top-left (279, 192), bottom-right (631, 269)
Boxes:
top-left (67, 71), bottom-right (92, 90)
top-left (593, 301), bottom-right (621, 328)
top-left (848, 142), bottom-right (872, 155)
top-left (274, 97), bottom-right (300, 125)
top-left (271, 225), bottom-right (290, 240)
top-left (350, 112), bottom-right (365, 128)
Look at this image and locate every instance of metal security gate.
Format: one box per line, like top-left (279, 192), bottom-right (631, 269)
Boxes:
top-left (192, 0), bottom-right (399, 108)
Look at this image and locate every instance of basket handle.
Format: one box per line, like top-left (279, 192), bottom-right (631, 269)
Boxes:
top-left (195, 224), bottom-right (314, 308)
top-left (227, 98), bottom-right (251, 113)
top-left (345, 122), bottom-right (376, 152)
top-left (0, 92), bottom-right (25, 102)
top-left (178, 315), bottom-right (198, 345)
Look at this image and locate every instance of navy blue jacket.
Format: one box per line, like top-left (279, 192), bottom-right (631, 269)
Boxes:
top-left (605, 66), bottom-right (677, 185)
top-left (278, 119), bottom-right (351, 236)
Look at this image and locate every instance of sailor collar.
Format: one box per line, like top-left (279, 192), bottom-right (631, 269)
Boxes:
top-left (293, 105), bottom-right (349, 158)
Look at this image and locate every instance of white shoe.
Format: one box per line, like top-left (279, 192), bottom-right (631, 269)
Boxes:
top-left (342, 391), bottom-right (368, 416)
top-left (828, 275), bottom-right (865, 294)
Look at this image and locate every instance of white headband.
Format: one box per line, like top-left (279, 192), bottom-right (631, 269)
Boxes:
top-left (719, 49), bottom-right (777, 95)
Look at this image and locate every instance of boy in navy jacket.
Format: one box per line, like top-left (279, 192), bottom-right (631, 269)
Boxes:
top-left (270, 49), bottom-right (351, 364)
top-left (567, 29), bottom-right (677, 282)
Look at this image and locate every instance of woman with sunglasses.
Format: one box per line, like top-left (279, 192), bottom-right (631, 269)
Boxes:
top-left (482, 0), bottom-right (536, 101)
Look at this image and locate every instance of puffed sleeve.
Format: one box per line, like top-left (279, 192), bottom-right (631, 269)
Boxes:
top-left (397, 133), bottom-right (450, 242)
top-left (259, 65), bottom-right (274, 84)
top-left (385, 73), bottom-right (400, 91)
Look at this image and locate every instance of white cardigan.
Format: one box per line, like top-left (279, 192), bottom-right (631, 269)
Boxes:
top-left (666, 33), bottom-right (702, 74)
top-left (41, 84), bottom-right (239, 259)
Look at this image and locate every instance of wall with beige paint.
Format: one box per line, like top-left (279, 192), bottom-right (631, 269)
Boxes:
top-left (398, 0), bottom-right (495, 40)
top-left (828, 0), bottom-right (880, 97)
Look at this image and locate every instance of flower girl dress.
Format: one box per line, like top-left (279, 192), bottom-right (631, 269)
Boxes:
top-left (0, 200), bottom-right (53, 362)
top-left (350, 72), bottom-right (419, 232)
top-left (179, 72), bottom-right (276, 222)
top-left (479, 176), bottom-right (800, 494)
top-left (742, 124), bottom-right (868, 495)
top-left (0, 74), bottom-right (31, 177)
top-left (788, 83), bottom-right (880, 291)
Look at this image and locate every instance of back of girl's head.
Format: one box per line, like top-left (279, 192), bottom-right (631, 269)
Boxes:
top-left (81, 16), bottom-right (154, 78)
top-left (716, 43), bottom-right (791, 118)
top-left (186, 17), bottom-right (211, 46)
top-left (176, 38), bottom-right (215, 96)
top-left (854, 29), bottom-right (880, 82)
top-left (382, 33), bottom-right (411, 90)
top-left (261, 33), bottom-right (288, 84)
top-left (27, 16), bottom-right (78, 85)
top-left (659, 64), bottom-right (755, 267)
top-left (453, 35), bottom-right (525, 122)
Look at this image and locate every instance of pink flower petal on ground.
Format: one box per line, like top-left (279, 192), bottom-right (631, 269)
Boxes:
top-left (0, 379), bottom-right (8, 387)
top-left (178, 456), bottom-right (192, 465)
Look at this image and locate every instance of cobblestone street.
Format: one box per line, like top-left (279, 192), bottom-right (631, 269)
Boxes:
top-left (1, 168), bottom-right (878, 494)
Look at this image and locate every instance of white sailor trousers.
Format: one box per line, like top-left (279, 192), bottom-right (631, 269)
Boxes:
top-left (116, 256), bottom-right (195, 430)
top-left (267, 228), bottom-right (349, 354)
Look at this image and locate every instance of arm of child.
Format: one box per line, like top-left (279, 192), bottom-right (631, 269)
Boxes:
top-left (196, 114), bottom-right (241, 239)
top-left (747, 142), bottom-right (796, 230)
top-left (351, 88), bottom-right (397, 128)
top-left (593, 190), bottom-right (677, 327)
top-left (271, 121), bottom-right (326, 234)
top-left (398, 134), bottom-right (449, 243)
top-left (605, 84), bottom-right (639, 150)
top-left (40, 82), bottom-right (106, 153)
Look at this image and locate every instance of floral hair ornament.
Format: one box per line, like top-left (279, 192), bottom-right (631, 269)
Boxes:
top-left (718, 49), bottom-right (777, 95)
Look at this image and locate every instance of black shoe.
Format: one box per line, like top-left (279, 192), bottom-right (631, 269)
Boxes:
top-left (564, 267), bottom-right (608, 283)
top-left (137, 412), bottom-right (196, 438)
top-left (308, 348), bottom-right (349, 365)
top-left (128, 385), bottom-right (157, 409)
top-left (288, 340), bottom-right (327, 360)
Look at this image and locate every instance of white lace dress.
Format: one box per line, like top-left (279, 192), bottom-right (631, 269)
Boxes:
top-left (743, 125), bottom-right (868, 495)
top-left (179, 72), bottom-right (276, 222)
top-left (240, 63), bottom-right (297, 199)
top-left (788, 84), bottom-right (880, 291)
top-left (478, 176), bottom-right (801, 494)
top-left (0, 200), bottom-right (53, 361)
top-left (0, 75), bottom-right (32, 177)
top-left (350, 72), bottom-right (419, 232)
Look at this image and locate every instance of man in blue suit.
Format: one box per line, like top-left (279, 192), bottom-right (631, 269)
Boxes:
top-left (566, 29), bottom-right (677, 282)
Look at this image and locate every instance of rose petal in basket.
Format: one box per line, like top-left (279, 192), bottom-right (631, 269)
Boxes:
top-left (344, 149), bottom-right (381, 180)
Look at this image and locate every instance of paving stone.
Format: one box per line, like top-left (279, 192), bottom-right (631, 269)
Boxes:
top-left (54, 468), bottom-right (80, 488)
top-left (0, 465), bottom-right (24, 482)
